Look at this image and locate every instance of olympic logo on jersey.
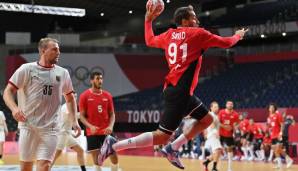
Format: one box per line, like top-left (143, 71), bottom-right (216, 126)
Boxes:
top-left (63, 65), bottom-right (105, 87)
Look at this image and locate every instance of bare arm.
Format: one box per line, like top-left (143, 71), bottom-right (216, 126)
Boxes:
top-left (79, 110), bottom-right (99, 134)
top-left (79, 110), bottom-right (93, 128)
top-left (64, 93), bottom-right (81, 138)
top-left (3, 84), bottom-right (26, 122)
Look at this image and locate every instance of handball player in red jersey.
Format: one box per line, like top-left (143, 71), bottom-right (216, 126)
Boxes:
top-left (79, 72), bottom-right (118, 171)
top-left (99, 5), bottom-right (248, 169)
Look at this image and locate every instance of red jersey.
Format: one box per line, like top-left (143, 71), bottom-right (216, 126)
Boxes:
top-left (263, 136), bottom-right (272, 145)
top-left (267, 112), bottom-right (283, 139)
top-left (239, 119), bottom-right (250, 133)
top-left (219, 109), bottom-right (240, 137)
top-left (145, 21), bottom-right (240, 95)
top-left (250, 124), bottom-right (263, 139)
top-left (79, 89), bottom-right (114, 136)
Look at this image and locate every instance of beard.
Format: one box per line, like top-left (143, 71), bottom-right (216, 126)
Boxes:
top-left (49, 57), bottom-right (58, 64)
top-left (93, 83), bottom-right (102, 89)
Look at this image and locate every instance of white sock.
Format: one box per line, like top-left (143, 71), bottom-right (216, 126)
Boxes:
top-left (228, 152), bottom-right (233, 170)
top-left (113, 132), bottom-right (153, 151)
top-left (241, 147), bottom-right (248, 159)
top-left (285, 154), bottom-right (292, 162)
top-left (111, 164), bottom-right (119, 171)
top-left (171, 134), bottom-right (188, 151)
top-left (260, 149), bottom-right (265, 160)
top-left (269, 149), bottom-right (274, 161)
top-left (256, 150), bottom-right (261, 159)
top-left (276, 157), bottom-right (282, 166)
top-left (94, 165), bottom-right (102, 171)
top-left (249, 145), bottom-right (254, 158)
top-left (201, 147), bottom-right (206, 159)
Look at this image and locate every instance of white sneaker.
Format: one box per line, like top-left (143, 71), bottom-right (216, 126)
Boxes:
top-left (286, 158), bottom-right (293, 168)
top-left (227, 168), bottom-right (232, 171)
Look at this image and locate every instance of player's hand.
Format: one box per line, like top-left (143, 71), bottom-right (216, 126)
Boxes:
top-left (12, 108), bottom-right (26, 122)
top-left (90, 125), bottom-right (99, 135)
top-left (72, 122), bottom-right (82, 138)
top-left (235, 28), bottom-right (249, 40)
top-left (145, 3), bottom-right (162, 21)
top-left (104, 126), bottom-right (113, 135)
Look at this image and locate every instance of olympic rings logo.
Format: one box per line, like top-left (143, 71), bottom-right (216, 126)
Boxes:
top-left (63, 65), bottom-right (105, 87)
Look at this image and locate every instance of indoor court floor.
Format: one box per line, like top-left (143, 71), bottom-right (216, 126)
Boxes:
top-left (0, 153), bottom-right (297, 171)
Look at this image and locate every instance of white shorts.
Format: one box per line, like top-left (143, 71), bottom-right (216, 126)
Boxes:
top-left (19, 128), bottom-right (58, 162)
top-left (205, 136), bottom-right (222, 153)
top-left (56, 131), bottom-right (79, 150)
top-left (0, 131), bottom-right (5, 142)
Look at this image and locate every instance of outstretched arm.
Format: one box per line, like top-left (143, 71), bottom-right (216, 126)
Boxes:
top-left (203, 28), bottom-right (248, 49)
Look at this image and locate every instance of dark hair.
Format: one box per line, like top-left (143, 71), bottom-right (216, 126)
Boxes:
top-left (90, 72), bottom-right (103, 80)
top-left (173, 5), bottom-right (194, 26)
top-left (268, 102), bottom-right (277, 111)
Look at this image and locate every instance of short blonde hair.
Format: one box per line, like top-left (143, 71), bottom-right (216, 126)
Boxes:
top-left (38, 37), bottom-right (59, 52)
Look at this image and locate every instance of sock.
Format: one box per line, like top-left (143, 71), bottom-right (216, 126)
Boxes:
top-left (260, 149), bottom-right (265, 160)
top-left (269, 149), bottom-right (274, 161)
top-left (94, 165), bottom-right (102, 171)
top-left (241, 147), bottom-right (248, 159)
top-left (201, 147), bottom-right (206, 159)
top-left (213, 162), bottom-right (217, 169)
top-left (203, 159), bottom-right (211, 166)
top-left (276, 157), bottom-right (282, 167)
top-left (285, 154), bottom-right (292, 162)
top-left (80, 165), bottom-right (86, 171)
top-left (171, 134), bottom-right (188, 151)
top-left (111, 164), bottom-right (119, 171)
top-left (228, 152), bottom-right (233, 170)
top-left (113, 132), bottom-right (153, 152)
top-left (255, 150), bottom-right (261, 159)
top-left (248, 145), bottom-right (254, 159)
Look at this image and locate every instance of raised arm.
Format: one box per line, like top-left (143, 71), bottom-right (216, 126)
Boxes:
top-left (144, 4), bottom-right (165, 48)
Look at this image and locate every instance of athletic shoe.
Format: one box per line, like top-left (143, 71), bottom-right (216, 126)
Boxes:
top-left (212, 168), bottom-right (218, 171)
top-left (0, 159), bottom-right (4, 165)
top-left (161, 144), bottom-right (185, 169)
top-left (98, 135), bottom-right (117, 166)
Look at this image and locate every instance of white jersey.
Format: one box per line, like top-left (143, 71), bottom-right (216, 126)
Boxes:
top-left (58, 103), bottom-right (80, 132)
top-left (9, 62), bottom-right (73, 130)
top-left (0, 111), bottom-right (6, 131)
top-left (206, 111), bottom-right (220, 139)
